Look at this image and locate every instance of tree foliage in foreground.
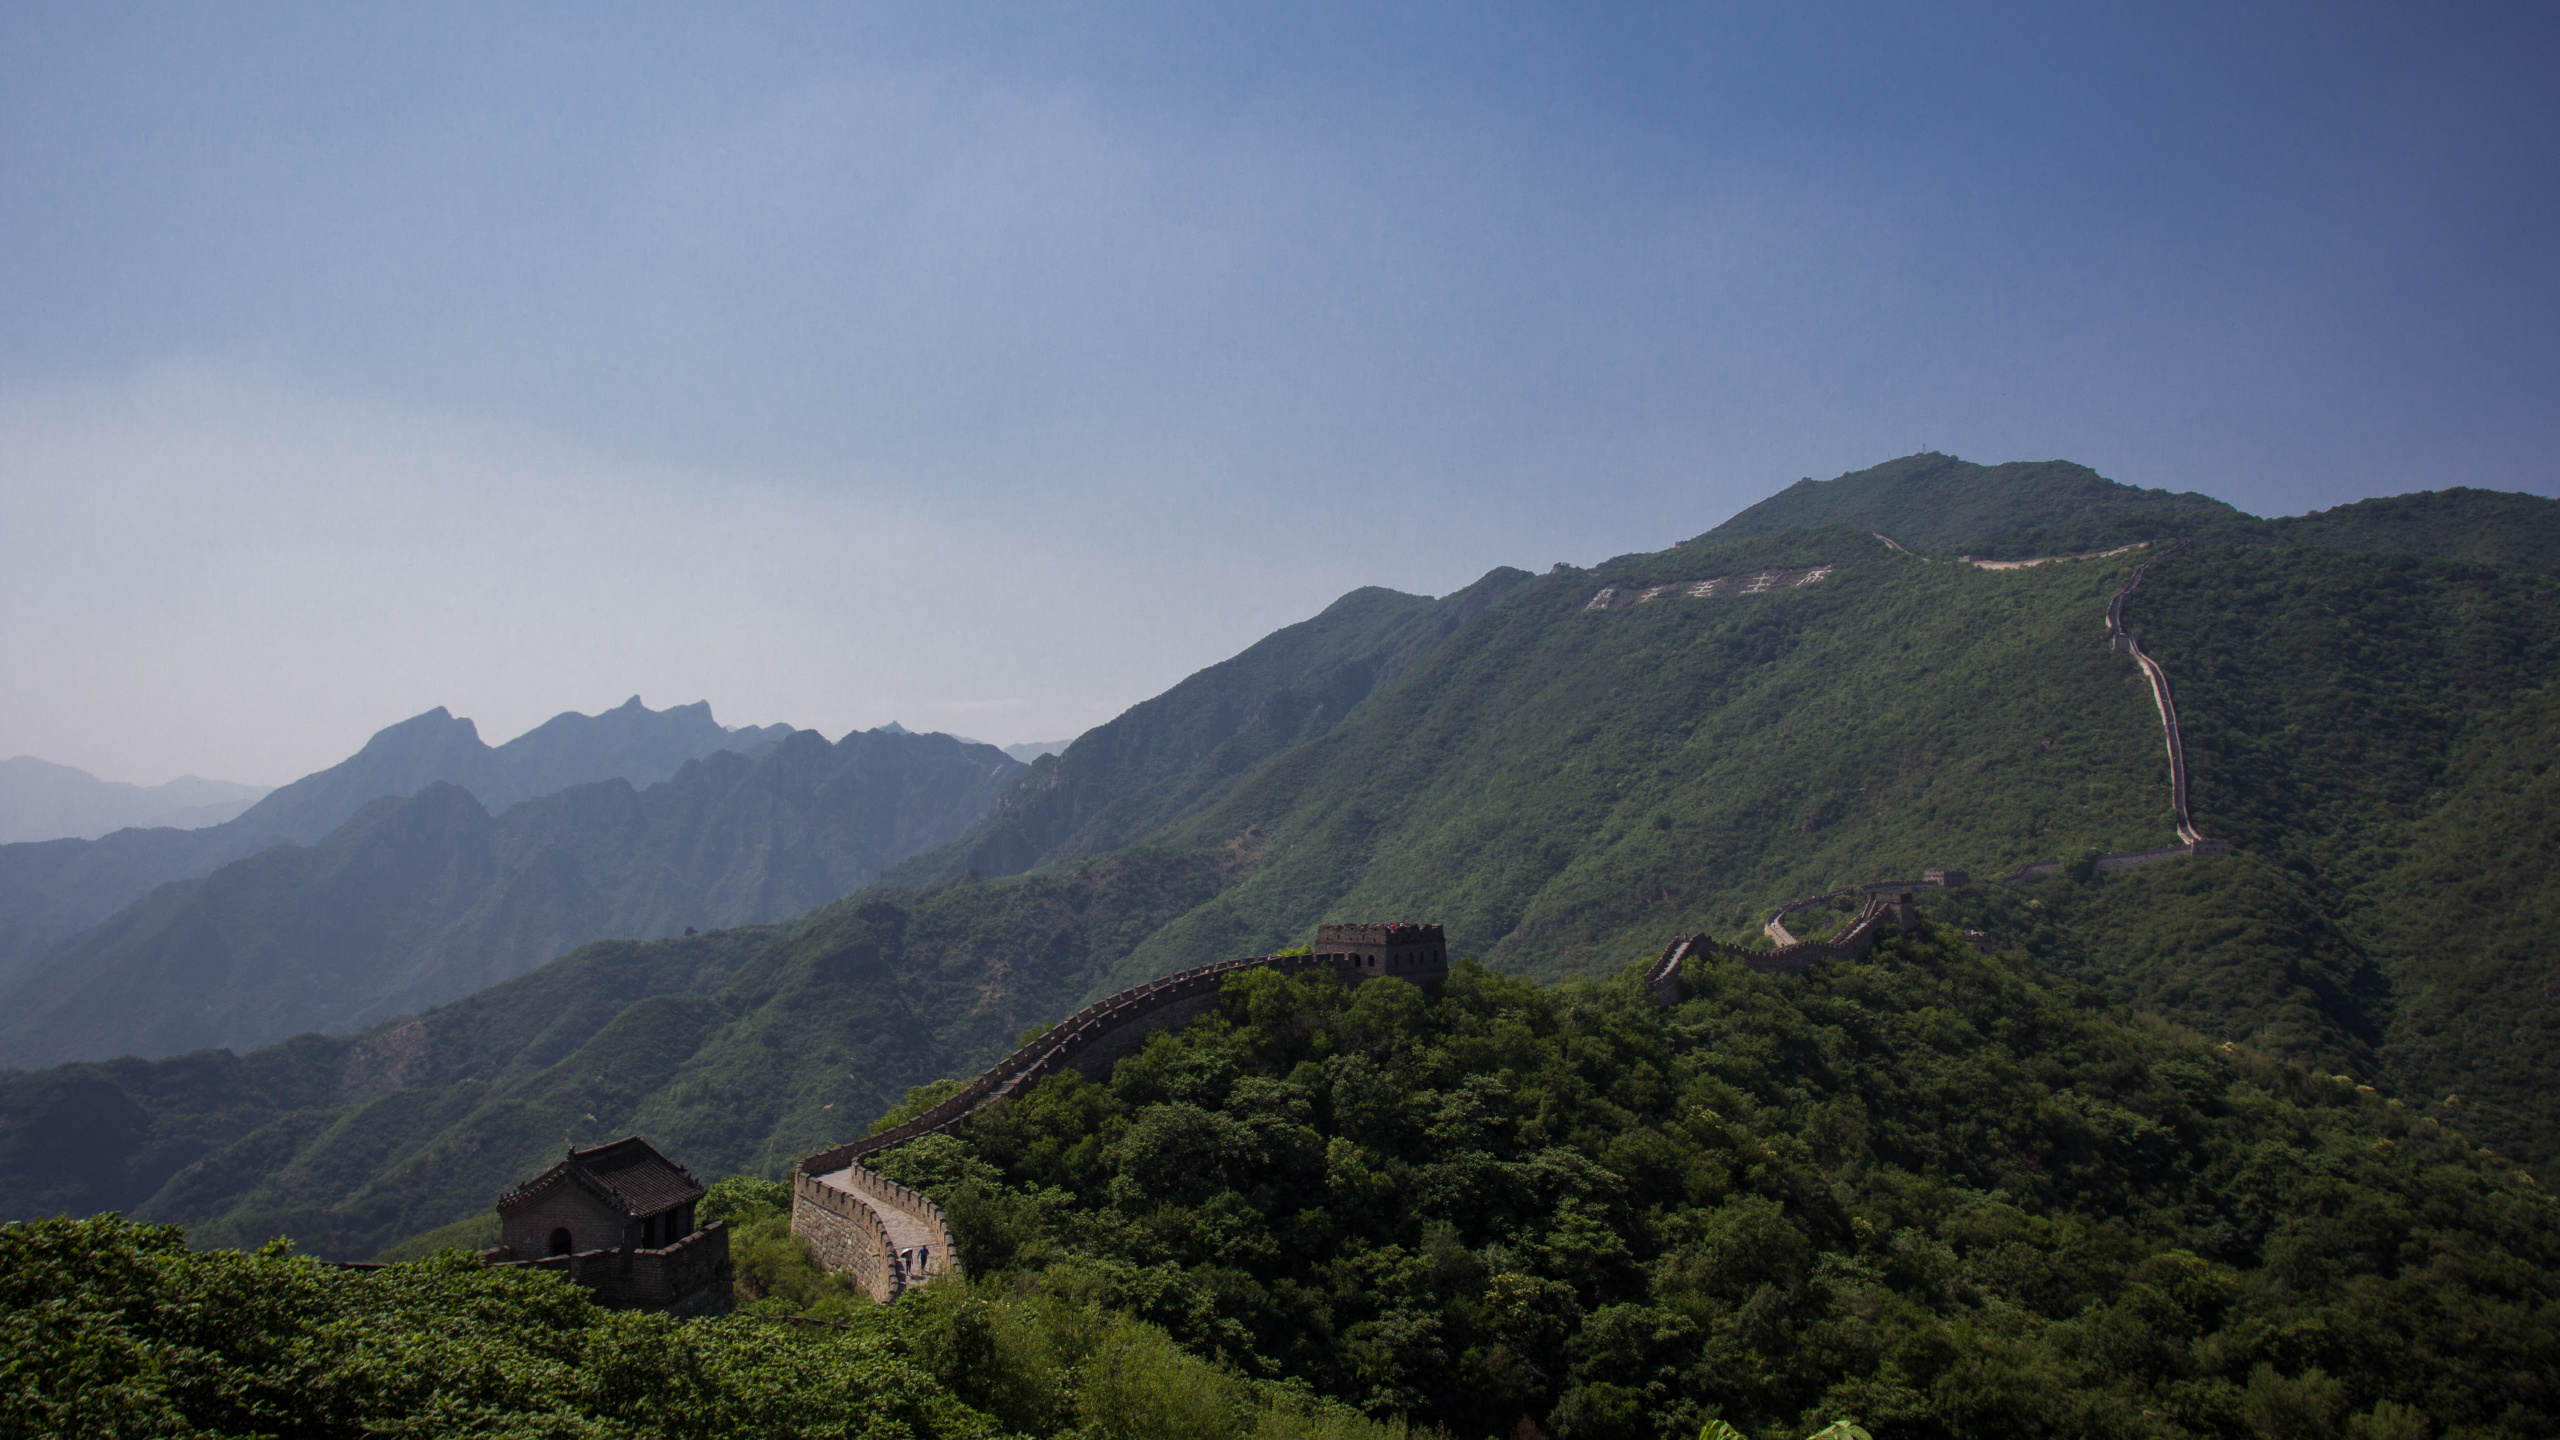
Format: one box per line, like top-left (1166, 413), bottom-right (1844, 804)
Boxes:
top-left (0, 1214), bottom-right (994, 1439)
top-left (862, 932), bottom-right (2559, 1440)
top-left (0, 1207), bottom-right (1431, 1440)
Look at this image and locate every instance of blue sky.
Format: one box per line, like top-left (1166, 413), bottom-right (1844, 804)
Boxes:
top-left (4, 3), bottom-right (2554, 784)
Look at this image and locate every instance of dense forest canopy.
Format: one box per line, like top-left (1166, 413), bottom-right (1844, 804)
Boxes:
top-left (9, 459), bottom-right (2560, 1436)
top-left (853, 929), bottom-right (2558, 1439)
top-left (18, 926), bottom-right (2547, 1437)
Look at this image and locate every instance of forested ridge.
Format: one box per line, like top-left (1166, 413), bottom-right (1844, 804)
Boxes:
top-left (845, 929), bottom-right (2555, 1439)
top-left (13, 926), bottom-right (2549, 1438)
top-left (9, 456), bottom-right (2560, 1437)
top-left (12, 472), bottom-right (2560, 1263)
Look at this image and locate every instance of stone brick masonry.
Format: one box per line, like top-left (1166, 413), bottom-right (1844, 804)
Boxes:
top-left (792, 925), bottom-right (1449, 1297)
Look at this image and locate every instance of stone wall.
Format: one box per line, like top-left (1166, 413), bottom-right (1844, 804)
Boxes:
top-left (799, 950), bottom-right (1346, 1177)
top-left (1316, 921), bottom-right (1448, 984)
top-left (485, 1221), bottom-right (732, 1314)
top-left (2103, 540), bottom-right (2213, 847)
top-left (2096, 840), bottom-right (2231, 872)
top-left (1997, 838), bottom-right (2232, 886)
top-left (795, 938), bottom-right (1458, 1297)
top-left (791, 1172), bottom-right (904, 1302)
top-left (1649, 891), bottom-right (1916, 1003)
top-left (835, 1162), bottom-right (960, 1282)
top-left (496, 1178), bottom-right (629, 1260)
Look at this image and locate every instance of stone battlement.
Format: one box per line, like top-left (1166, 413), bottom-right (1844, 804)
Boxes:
top-left (1655, 890), bottom-right (1918, 1004)
top-left (1314, 922), bottom-right (1448, 983)
top-left (1317, 922), bottom-right (1442, 946)
top-left (481, 1221), bottom-right (732, 1315)
top-left (795, 923), bottom-right (1451, 1299)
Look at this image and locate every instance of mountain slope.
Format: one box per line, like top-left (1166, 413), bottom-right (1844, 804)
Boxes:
top-left (856, 934), bottom-right (2560, 1438)
top-left (10, 456), bottom-right (2560, 1262)
top-left (0, 846), bottom-right (1223, 1258)
top-left (1702, 452), bottom-right (2245, 557)
top-left (0, 698), bottom-right (789, 983)
top-left (0, 757), bottom-right (269, 842)
top-left (1110, 525), bottom-right (2175, 983)
top-left (2113, 542), bottom-right (2560, 1161)
top-left (0, 505), bottom-right (2284, 1252)
top-left (1099, 533), bottom-right (2560, 1161)
top-left (883, 572), bottom-right (1530, 888)
top-left (0, 728), bottom-right (1021, 1069)
top-left (2254, 487), bottom-right (2560, 573)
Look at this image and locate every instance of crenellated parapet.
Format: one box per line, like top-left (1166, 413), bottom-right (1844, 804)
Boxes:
top-left (793, 927), bottom-right (1447, 1297)
top-left (790, 1171), bottom-right (909, 1302)
top-left (1649, 889), bottom-right (1922, 1004)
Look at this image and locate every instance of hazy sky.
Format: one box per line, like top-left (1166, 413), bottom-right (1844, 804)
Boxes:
top-left (6, 3), bottom-right (2554, 785)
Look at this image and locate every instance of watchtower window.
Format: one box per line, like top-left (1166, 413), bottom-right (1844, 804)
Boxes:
top-left (548, 1227), bottom-right (573, 1256)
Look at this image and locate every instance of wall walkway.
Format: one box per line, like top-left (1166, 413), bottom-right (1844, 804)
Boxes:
top-left (793, 949), bottom-right (1407, 1300)
top-left (1650, 889), bottom-right (1927, 1004)
top-left (1985, 539), bottom-right (2230, 879)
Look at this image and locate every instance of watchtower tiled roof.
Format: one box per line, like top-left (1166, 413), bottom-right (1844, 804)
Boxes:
top-left (497, 1135), bottom-right (706, 1220)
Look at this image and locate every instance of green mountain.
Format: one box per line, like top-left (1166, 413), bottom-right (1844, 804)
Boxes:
top-left (1702, 453), bottom-right (2244, 558)
top-left (7, 455), bottom-right (2559, 1274)
top-left (2253, 486), bottom-right (2560, 573)
top-left (15, 927), bottom-right (2551, 1437)
top-left (1715, 453), bottom-right (2560, 573)
top-left (0, 697), bottom-right (792, 985)
top-left (854, 934), bottom-right (2558, 1438)
top-left (0, 727), bottom-right (1021, 1070)
top-left (884, 572), bottom-right (1528, 885)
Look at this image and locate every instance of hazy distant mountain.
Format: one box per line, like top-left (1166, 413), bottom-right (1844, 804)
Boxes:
top-left (239, 695), bottom-right (797, 840)
top-left (0, 697), bottom-right (789, 985)
top-left (0, 727), bottom-right (1021, 1068)
top-left (1000, 739), bottom-right (1074, 763)
top-left (0, 758), bottom-right (270, 843)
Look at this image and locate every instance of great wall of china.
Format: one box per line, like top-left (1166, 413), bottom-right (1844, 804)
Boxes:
top-left (795, 540), bottom-right (2232, 1298)
top-left (2102, 542), bottom-right (2217, 848)
top-left (791, 925), bottom-right (1450, 1300)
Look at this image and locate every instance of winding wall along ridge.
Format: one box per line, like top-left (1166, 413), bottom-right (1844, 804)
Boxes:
top-left (1652, 888), bottom-right (1927, 1005)
top-left (2102, 541), bottom-right (2217, 848)
top-left (1992, 539), bottom-right (2228, 879)
top-left (802, 541), bottom-right (2235, 1297)
top-left (804, 906), bottom-right (1937, 1300)
top-left (794, 949), bottom-right (1351, 1299)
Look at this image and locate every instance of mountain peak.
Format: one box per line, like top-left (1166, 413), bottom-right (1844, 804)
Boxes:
top-left (1701, 453), bottom-right (2243, 558)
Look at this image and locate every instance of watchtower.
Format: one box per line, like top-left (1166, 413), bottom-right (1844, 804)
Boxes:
top-left (1316, 922), bottom-right (1448, 985)
top-left (497, 1135), bottom-right (706, 1258)
top-left (486, 1135), bottom-right (731, 1313)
